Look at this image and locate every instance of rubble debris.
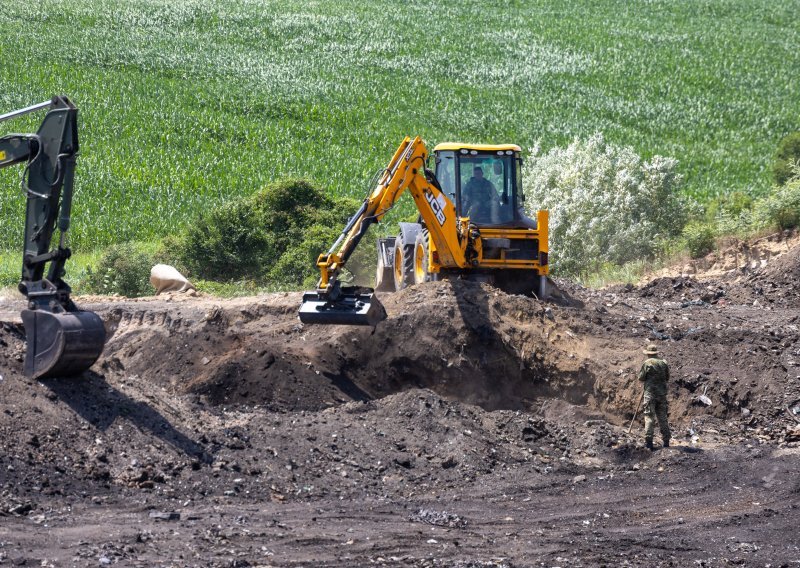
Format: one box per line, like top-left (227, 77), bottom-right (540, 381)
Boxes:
top-left (148, 511), bottom-right (180, 521)
top-left (411, 508), bottom-right (468, 529)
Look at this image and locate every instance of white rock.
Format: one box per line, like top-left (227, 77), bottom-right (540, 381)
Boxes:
top-left (150, 264), bottom-right (195, 295)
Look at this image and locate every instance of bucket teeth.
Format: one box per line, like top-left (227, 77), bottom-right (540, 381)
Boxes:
top-left (299, 287), bottom-right (386, 326)
top-left (21, 309), bottom-right (106, 379)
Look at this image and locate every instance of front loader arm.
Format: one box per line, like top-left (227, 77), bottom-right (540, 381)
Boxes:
top-left (314, 137), bottom-right (417, 294)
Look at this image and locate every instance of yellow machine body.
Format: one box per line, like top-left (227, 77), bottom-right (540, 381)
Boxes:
top-left (299, 137), bottom-right (549, 326)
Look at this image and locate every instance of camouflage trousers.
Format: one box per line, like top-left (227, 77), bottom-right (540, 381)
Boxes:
top-left (643, 395), bottom-right (671, 442)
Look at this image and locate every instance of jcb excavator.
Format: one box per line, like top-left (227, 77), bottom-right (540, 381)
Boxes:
top-left (299, 136), bottom-right (548, 326)
top-left (0, 96), bottom-right (105, 378)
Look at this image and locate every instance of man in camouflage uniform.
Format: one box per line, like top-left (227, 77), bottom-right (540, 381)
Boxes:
top-left (638, 344), bottom-right (671, 450)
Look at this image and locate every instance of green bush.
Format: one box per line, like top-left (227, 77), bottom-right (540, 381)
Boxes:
top-left (176, 179), bottom-right (364, 287)
top-left (753, 179), bottom-right (800, 230)
top-left (82, 242), bottom-right (155, 297)
top-left (774, 132), bottom-right (800, 186)
top-left (192, 279), bottom-right (261, 297)
top-left (682, 221), bottom-right (716, 259)
top-left (0, 252), bottom-right (18, 289)
top-left (714, 208), bottom-right (754, 239)
top-left (154, 234), bottom-right (191, 276)
top-left (706, 191), bottom-right (754, 221)
top-left (180, 198), bottom-right (272, 281)
top-left (267, 224), bottom-right (339, 288)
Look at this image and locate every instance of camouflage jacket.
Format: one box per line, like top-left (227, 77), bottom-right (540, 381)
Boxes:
top-left (638, 357), bottom-right (669, 398)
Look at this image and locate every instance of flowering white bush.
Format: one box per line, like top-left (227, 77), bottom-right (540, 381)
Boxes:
top-left (522, 134), bottom-right (687, 276)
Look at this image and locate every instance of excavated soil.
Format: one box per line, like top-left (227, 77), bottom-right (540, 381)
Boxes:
top-left (2, 236), bottom-right (800, 567)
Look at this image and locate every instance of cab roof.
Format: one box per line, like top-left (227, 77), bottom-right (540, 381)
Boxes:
top-left (433, 142), bottom-right (522, 153)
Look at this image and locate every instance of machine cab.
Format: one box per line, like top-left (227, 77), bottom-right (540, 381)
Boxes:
top-left (433, 142), bottom-right (526, 227)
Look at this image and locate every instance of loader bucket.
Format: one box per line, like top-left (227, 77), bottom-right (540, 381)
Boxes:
top-left (21, 309), bottom-right (106, 379)
top-left (299, 286), bottom-right (387, 326)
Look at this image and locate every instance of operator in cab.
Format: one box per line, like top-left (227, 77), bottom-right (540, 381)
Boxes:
top-left (462, 165), bottom-right (499, 223)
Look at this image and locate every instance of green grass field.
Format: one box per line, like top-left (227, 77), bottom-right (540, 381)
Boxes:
top-left (1, 0), bottom-right (798, 255)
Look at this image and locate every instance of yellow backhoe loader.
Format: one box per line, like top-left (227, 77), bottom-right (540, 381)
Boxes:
top-left (299, 136), bottom-right (548, 326)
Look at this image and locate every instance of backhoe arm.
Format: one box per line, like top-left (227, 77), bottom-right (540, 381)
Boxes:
top-left (300, 136), bottom-right (471, 326)
top-left (0, 96), bottom-right (105, 378)
top-left (314, 136), bottom-right (466, 294)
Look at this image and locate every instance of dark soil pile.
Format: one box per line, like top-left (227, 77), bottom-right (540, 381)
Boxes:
top-left (719, 244), bottom-right (800, 308)
top-left (1, 258), bottom-right (800, 566)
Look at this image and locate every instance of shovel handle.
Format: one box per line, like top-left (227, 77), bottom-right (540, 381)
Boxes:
top-left (628, 391), bottom-right (645, 434)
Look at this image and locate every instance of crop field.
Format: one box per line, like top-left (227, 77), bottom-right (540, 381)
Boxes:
top-left (0, 0), bottom-right (798, 253)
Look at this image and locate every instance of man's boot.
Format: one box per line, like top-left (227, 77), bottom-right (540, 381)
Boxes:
top-left (645, 439), bottom-right (654, 450)
top-left (662, 438), bottom-right (670, 448)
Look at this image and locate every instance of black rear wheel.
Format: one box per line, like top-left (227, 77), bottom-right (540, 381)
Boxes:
top-left (393, 225), bottom-right (419, 291)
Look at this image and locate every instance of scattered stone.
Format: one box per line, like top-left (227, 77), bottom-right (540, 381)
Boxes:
top-left (727, 542), bottom-right (759, 553)
top-left (8, 503), bottom-right (32, 516)
top-left (148, 511), bottom-right (180, 521)
top-left (441, 456), bottom-right (458, 469)
top-left (697, 394), bottom-right (712, 406)
top-left (411, 509), bottom-right (467, 529)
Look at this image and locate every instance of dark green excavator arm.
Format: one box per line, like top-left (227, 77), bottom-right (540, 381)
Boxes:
top-left (0, 96), bottom-right (105, 378)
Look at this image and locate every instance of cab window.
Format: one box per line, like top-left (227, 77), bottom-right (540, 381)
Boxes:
top-left (434, 151), bottom-right (456, 201)
top-left (457, 154), bottom-right (515, 225)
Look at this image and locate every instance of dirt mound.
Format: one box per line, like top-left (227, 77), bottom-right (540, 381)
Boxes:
top-left (2, 254), bottom-right (800, 565)
top-left (719, 243), bottom-right (800, 307)
top-left (648, 230), bottom-right (800, 281)
top-left (89, 281), bottom-right (600, 414)
top-left (642, 230), bottom-right (800, 308)
top-left (4, 273), bottom-right (797, 444)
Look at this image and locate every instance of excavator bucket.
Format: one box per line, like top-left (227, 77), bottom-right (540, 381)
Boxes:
top-left (299, 286), bottom-right (387, 326)
top-left (21, 309), bottom-right (106, 379)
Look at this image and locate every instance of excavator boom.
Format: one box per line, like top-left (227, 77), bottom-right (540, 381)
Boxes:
top-left (1, 96), bottom-right (105, 378)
